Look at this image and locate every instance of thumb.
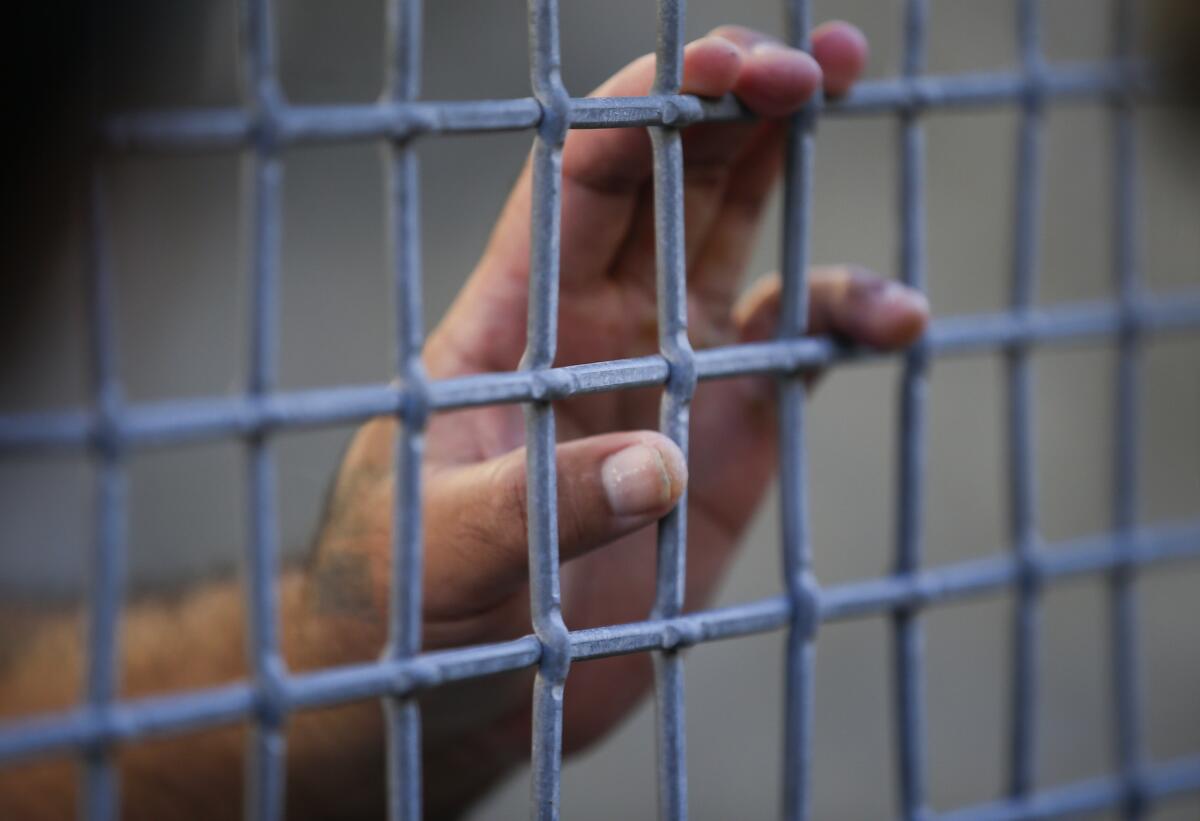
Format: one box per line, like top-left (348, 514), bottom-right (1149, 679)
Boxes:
top-left (423, 431), bottom-right (687, 618)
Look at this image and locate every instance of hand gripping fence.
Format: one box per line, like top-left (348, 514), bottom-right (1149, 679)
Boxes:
top-left (2, 0), bottom-right (1200, 819)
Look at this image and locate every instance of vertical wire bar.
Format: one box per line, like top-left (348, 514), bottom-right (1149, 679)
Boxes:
top-left (894, 2), bottom-right (930, 819)
top-left (525, 1), bottom-right (571, 817)
top-left (650, 2), bottom-right (693, 819)
top-left (383, 1), bottom-right (426, 818)
top-left (241, 0), bottom-right (286, 817)
top-left (780, 2), bottom-right (818, 820)
top-left (79, 7), bottom-right (126, 819)
top-left (81, 168), bottom-right (127, 821)
top-left (1110, 1), bottom-right (1145, 816)
top-left (1007, 0), bottom-right (1045, 801)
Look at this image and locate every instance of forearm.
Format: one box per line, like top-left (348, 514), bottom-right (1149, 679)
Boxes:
top-left (0, 569), bottom-right (395, 820)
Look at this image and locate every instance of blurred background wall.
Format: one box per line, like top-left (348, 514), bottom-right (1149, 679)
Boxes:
top-left (1, 0), bottom-right (1197, 817)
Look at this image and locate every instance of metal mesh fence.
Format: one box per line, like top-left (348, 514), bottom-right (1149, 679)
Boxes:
top-left (1, 0), bottom-right (1200, 819)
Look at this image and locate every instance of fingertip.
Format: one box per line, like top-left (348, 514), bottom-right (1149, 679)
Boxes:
top-left (706, 24), bottom-right (821, 115)
top-left (707, 24), bottom-right (776, 51)
top-left (682, 35), bottom-right (744, 98)
top-left (811, 20), bottom-right (869, 97)
top-left (739, 43), bottom-right (822, 117)
top-left (641, 432), bottom-right (689, 505)
top-left (860, 280), bottom-right (931, 348)
top-left (887, 287), bottom-right (931, 347)
top-left (601, 433), bottom-right (688, 516)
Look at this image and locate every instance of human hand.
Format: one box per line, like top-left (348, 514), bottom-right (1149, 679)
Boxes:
top-left (303, 22), bottom-right (927, 814)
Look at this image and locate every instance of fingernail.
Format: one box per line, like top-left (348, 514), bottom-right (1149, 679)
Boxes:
top-left (884, 282), bottom-right (930, 315)
top-left (872, 279), bottom-right (907, 304)
top-left (601, 443), bottom-right (684, 516)
top-left (744, 43), bottom-right (822, 113)
top-left (856, 279), bottom-right (931, 346)
top-left (860, 278), bottom-right (928, 312)
top-left (750, 41), bottom-right (802, 60)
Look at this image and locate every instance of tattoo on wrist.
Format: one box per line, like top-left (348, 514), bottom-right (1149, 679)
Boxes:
top-left (312, 552), bottom-right (377, 621)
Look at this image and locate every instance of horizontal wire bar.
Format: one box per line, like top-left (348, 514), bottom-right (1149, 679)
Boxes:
top-left (933, 754), bottom-right (1200, 821)
top-left (0, 684), bottom-right (255, 764)
top-left (102, 95), bottom-right (744, 152)
top-left (835, 60), bottom-right (1147, 116)
top-left (931, 758), bottom-right (1200, 820)
top-left (2, 291), bottom-right (1198, 454)
top-left (2, 518), bottom-right (1196, 766)
top-left (291, 636), bottom-right (544, 711)
top-left (572, 594), bottom-right (792, 660)
top-left (101, 61), bottom-right (1147, 153)
top-left (820, 517), bottom-right (1200, 622)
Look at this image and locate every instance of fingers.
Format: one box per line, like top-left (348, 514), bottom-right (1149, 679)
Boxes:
top-left (682, 119), bottom-right (786, 308)
top-left (681, 25), bottom-right (868, 309)
top-left (734, 267), bottom-right (930, 348)
top-left (423, 431), bottom-right (687, 617)
top-left (670, 31), bottom-right (822, 274)
top-left (521, 24), bottom-right (857, 288)
top-left (683, 267), bottom-right (926, 535)
top-left (811, 21), bottom-right (871, 98)
top-left (564, 37), bottom-right (748, 193)
top-left (563, 23), bottom-right (865, 194)
top-left (475, 36), bottom-right (752, 309)
top-left (690, 22), bottom-right (867, 299)
top-left (705, 25), bottom-right (823, 116)
top-left (605, 267), bottom-right (923, 576)
top-left (429, 24), bottom-right (868, 377)
top-left (557, 33), bottom-right (821, 293)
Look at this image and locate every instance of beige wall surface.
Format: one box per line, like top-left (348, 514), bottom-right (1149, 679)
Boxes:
top-left (1, 1), bottom-right (1197, 818)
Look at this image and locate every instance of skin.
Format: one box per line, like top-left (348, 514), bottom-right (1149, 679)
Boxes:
top-left (0, 23), bottom-right (927, 820)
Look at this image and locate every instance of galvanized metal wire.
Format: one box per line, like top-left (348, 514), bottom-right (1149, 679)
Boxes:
top-left (2, 1), bottom-right (1199, 819)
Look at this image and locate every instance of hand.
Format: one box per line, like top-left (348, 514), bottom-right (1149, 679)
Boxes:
top-left (302, 22), bottom-right (927, 815)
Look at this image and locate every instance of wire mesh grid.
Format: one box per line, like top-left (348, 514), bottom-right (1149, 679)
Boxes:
top-left (1, 0), bottom-right (1199, 819)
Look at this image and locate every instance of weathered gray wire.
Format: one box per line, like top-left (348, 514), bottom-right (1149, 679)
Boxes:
top-left (524, 1), bottom-right (571, 816)
top-left (241, 1), bottom-right (287, 818)
top-left (1110, 2), bottom-right (1147, 818)
top-left (383, 0), bottom-right (426, 818)
top-left (0, 1), bottom-right (1198, 820)
top-left (1007, 0), bottom-right (1044, 802)
top-left (101, 64), bottom-right (1152, 152)
top-left (894, 2), bottom-right (930, 818)
top-left (7, 296), bottom-right (1198, 454)
top-left (648, 3), bottom-right (693, 819)
top-left (779, 2), bottom-right (817, 819)
top-left (82, 161), bottom-right (125, 821)
top-left (80, 7), bottom-right (126, 819)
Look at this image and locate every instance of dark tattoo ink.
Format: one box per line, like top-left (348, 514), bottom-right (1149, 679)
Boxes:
top-left (312, 552), bottom-right (377, 620)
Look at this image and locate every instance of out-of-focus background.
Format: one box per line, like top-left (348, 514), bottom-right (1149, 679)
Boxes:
top-left (1, 0), bottom-right (1198, 818)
